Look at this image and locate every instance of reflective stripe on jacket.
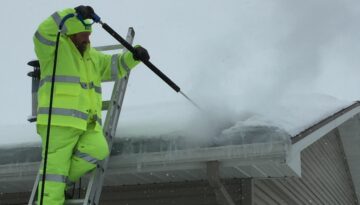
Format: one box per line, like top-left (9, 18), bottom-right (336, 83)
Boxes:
top-left (33, 8), bottom-right (139, 131)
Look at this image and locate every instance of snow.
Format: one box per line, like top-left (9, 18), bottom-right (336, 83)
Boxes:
top-left (253, 93), bottom-right (352, 135)
top-left (116, 92), bottom-right (352, 146)
top-left (0, 91), bottom-right (352, 149)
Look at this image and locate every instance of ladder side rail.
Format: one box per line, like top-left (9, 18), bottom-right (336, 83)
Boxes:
top-left (92, 78), bottom-right (129, 204)
top-left (82, 27), bottom-right (135, 205)
top-left (27, 62), bottom-right (41, 205)
top-left (92, 27), bottom-right (135, 204)
top-left (28, 169), bottom-right (41, 205)
top-left (74, 169), bottom-right (96, 205)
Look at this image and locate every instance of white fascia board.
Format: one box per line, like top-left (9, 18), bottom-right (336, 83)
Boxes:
top-left (108, 141), bottom-right (290, 176)
top-left (286, 151), bottom-right (301, 176)
top-left (0, 141), bottom-right (293, 191)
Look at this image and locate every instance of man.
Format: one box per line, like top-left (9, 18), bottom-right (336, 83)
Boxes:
top-left (33, 7), bottom-right (149, 204)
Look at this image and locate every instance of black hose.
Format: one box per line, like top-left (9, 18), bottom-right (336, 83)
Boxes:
top-left (39, 29), bottom-right (61, 205)
top-left (39, 13), bottom-right (74, 205)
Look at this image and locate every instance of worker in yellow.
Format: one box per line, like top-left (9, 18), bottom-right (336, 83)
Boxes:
top-left (33, 7), bottom-right (149, 204)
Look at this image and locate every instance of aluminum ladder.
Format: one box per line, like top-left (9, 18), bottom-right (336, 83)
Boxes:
top-left (27, 27), bottom-right (135, 205)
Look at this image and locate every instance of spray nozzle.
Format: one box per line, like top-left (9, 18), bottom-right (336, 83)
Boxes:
top-left (91, 13), bottom-right (101, 23)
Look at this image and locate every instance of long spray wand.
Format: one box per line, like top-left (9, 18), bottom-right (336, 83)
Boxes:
top-left (77, 6), bottom-right (201, 110)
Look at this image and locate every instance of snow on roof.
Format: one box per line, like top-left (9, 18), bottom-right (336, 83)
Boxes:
top-left (0, 93), bottom-right (352, 167)
top-left (0, 94), bottom-right (358, 193)
top-left (116, 93), bottom-right (352, 142)
top-left (0, 93), bottom-right (352, 148)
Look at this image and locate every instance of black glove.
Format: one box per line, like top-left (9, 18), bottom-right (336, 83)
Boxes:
top-left (75, 5), bottom-right (95, 20)
top-left (132, 46), bottom-right (150, 61)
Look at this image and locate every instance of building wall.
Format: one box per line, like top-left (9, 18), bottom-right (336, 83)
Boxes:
top-left (0, 179), bottom-right (250, 205)
top-left (338, 114), bottom-right (360, 200)
top-left (253, 128), bottom-right (358, 205)
top-left (99, 179), bottom-right (249, 205)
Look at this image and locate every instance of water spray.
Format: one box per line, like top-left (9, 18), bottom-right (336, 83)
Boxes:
top-left (179, 91), bottom-right (202, 110)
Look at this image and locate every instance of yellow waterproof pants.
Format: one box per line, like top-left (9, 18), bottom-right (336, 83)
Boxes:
top-left (37, 123), bottom-right (109, 205)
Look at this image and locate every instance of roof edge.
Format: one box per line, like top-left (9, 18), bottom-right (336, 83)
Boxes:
top-left (291, 101), bottom-right (360, 144)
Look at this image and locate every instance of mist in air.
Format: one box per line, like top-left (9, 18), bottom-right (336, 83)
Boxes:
top-left (1, 0), bottom-right (360, 145)
top-left (163, 0), bottom-right (360, 141)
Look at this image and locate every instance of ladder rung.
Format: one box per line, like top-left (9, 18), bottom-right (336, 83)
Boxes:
top-left (65, 199), bottom-right (85, 205)
top-left (33, 196), bottom-right (86, 204)
top-left (34, 198), bottom-right (85, 205)
top-left (94, 44), bottom-right (124, 51)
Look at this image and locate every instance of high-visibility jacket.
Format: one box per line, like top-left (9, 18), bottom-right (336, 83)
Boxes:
top-left (33, 8), bottom-right (139, 131)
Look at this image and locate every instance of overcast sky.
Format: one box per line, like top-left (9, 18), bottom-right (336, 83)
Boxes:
top-left (1, 0), bottom-right (360, 144)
